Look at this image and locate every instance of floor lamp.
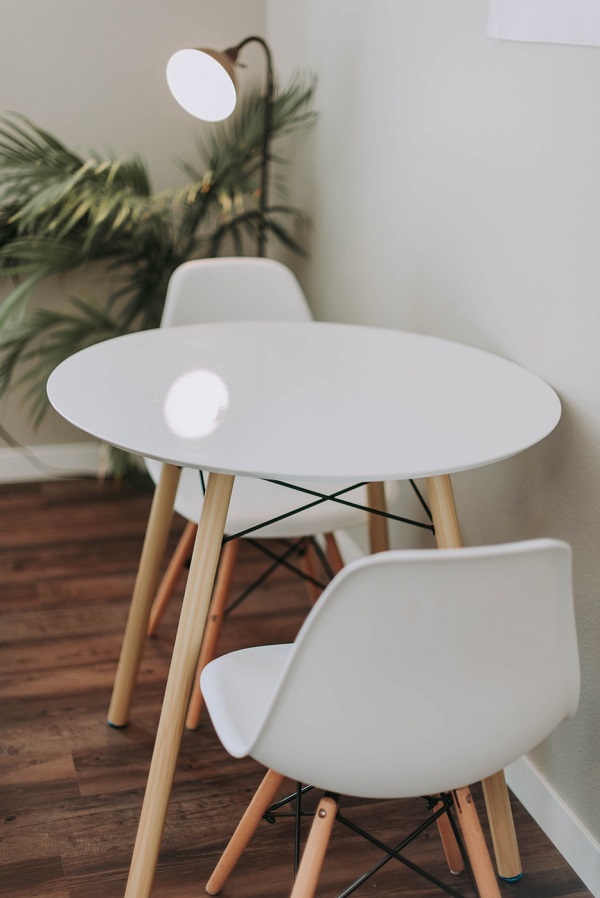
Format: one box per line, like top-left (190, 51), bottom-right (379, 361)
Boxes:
top-left (167, 36), bottom-right (274, 257)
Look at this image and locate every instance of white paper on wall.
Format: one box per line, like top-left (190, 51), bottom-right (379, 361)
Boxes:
top-left (488, 0), bottom-right (600, 47)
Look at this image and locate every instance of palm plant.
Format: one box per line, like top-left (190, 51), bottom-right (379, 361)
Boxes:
top-left (0, 76), bottom-right (316, 474)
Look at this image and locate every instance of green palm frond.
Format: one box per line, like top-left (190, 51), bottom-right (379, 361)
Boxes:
top-left (0, 236), bottom-right (102, 327)
top-left (184, 78), bottom-right (316, 197)
top-left (0, 114), bottom-right (82, 177)
top-left (0, 295), bottom-right (125, 425)
top-left (0, 115), bottom-right (162, 254)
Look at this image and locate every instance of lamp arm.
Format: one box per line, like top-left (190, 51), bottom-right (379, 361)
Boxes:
top-left (227, 36), bottom-right (274, 257)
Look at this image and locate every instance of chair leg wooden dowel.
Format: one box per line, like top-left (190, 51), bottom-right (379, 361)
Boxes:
top-left (300, 538), bottom-right (323, 606)
top-left (147, 520), bottom-right (197, 636)
top-left (452, 787), bottom-right (502, 898)
top-left (324, 532), bottom-right (345, 575)
top-left (206, 769), bottom-right (286, 895)
top-left (186, 539), bottom-right (240, 730)
top-left (433, 799), bottom-right (465, 875)
top-left (290, 794), bottom-right (338, 898)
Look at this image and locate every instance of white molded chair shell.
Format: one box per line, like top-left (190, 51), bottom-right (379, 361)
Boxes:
top-left (202, 539), bottom-right (579, 799)
top-left (160, 257), bottom-right (313, 326)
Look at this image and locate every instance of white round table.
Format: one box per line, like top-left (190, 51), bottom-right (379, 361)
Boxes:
top-left (48, 321), bottom-right (561, 897)
top-left (48, 320), bottom-right (560, 482)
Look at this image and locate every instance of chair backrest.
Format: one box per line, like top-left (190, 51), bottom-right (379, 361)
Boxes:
top-left (161, 257), bottom-right (313, 326)
top-left (249, 540), bottom-right (580, 799)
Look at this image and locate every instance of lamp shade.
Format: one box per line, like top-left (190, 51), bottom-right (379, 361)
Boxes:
top-left (166, 48), bottom-right (237, 121)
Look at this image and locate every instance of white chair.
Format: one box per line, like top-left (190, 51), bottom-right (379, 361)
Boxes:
top-left (145, 257), bottom-right (399, 728)
top-left (201, 539), bottom-right (580, 898)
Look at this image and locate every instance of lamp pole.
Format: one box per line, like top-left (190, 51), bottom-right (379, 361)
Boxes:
top-left (223, 36), bottom-right (273, 257)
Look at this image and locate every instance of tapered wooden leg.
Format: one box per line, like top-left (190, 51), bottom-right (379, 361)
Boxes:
top-left (290, 794), bottom-right (338, 898)
top-left (186, 538), bottom-right (240, 730)
top-left (124, 472), bottom-right (235, 898)
top-left (426, 474), bottom-right (522, 881)
top-left (147, 520), bottom-right (197, 636)
top-left (300, 538), bottom-right (323, 605)
top-left (433, 799), bottom-right (465, 874)
top-left (206, 769), bottom-right (286, 895)
top-left (481, 770), bottom-right (522, 881)
top-left (301, 533), bottom-right (345, 605)
top-left (324, 533), bottom-right (344, 574)
top-left (366, 482), bottom-right (389, 553)
top-left (426, 474), bottom-right (462, 549)
top-left (452, 787), bottom-right (502, 898)
top-left (107, 463), bottom-right (181, 728)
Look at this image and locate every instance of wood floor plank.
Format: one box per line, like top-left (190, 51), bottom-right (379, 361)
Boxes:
top-left (0, 856), bottom-right (70, 898)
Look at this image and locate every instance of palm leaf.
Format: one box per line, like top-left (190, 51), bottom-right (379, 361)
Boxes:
top-left (0, 296), bottom-right (125, 424)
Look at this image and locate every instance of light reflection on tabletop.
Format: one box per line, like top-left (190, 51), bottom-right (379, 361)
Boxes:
top-left (163, 369), bottom-right (229, 439)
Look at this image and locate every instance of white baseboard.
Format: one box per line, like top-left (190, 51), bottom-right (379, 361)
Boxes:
top-left (506, 755), bottom-right (600, 896)
top-left (0, 441), bottom-right (102, 483)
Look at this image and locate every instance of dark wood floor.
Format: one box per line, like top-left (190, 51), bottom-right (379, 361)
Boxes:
top-left (0, 478), bottom-right (592, 898)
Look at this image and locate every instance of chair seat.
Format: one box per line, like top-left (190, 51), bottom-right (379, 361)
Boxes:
top-left (202, 644), bottom-right (293, 757)
top-left (146, 459), bottom-right (397, 539)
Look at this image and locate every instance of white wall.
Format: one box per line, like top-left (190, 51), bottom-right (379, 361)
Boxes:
top-left (268, 0), bottom-right (600, 882)
top-left (0, 0), bottom-right (265, 458)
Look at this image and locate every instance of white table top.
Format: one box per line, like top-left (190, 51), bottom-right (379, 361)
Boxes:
top-left (47, 321), bottom-right (561, 483)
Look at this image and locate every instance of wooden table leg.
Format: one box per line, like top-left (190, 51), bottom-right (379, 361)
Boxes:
top-left (366, 482), bottom-right (389, 553)
top-left (124, 472), bottom-right (235, 898)
top-left (107, 463), bottom-right (181, 728)
top-left (426, 474), bottom-right (522, 881)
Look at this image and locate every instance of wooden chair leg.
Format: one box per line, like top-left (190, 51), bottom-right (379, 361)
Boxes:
top-left (290, 794), bottom-right (338, 898)
top-left (206, 769), bottom-right (286, 895)
top-left (299, 538), bottom-right (323, 606)
top-left (147, 520), bottom-right (197, 636)
top-left (301, 532), bottom-right (344, 608)
top-left (452, 786), bottom-right (502, 898)
top-left (324, 532), bottom-right (344, 575)
top-left (185, 539), bottom-right (240, 730)
top-left (432, 798), bottom-right (465, 875)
